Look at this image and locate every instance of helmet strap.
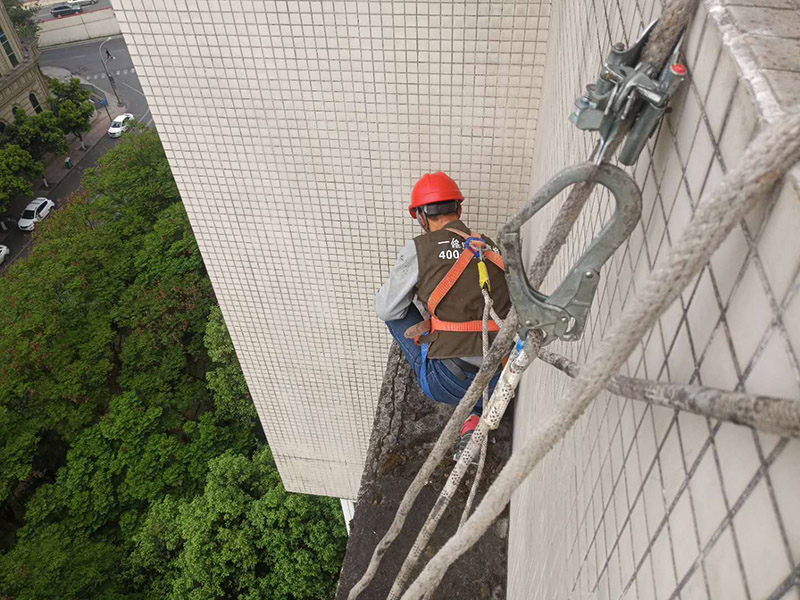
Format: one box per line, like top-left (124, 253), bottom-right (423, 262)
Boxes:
top-left (416, 210), bottom-right (430, 232)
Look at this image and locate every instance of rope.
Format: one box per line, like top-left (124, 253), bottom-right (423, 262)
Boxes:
top-left (458, 289), bottom-right (495, 529)
top-left (399, 110), bottom-right (800, 600)
top-left (387, 334), bottom-right (540, 599)
top-left (347, 3), bottom-right (702, 597)
top-left (538, 349), bottom-right (800, 438)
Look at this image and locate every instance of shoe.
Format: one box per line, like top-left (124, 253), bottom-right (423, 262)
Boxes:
top-left (453, 415), bottom-right (480, 463)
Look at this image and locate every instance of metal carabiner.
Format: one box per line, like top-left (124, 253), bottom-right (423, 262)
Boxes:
top-left (498, 163), bottom-right (642, 344)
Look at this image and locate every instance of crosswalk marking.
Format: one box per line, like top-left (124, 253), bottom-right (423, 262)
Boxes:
top-left (85, 68), bottom-right (134, 81)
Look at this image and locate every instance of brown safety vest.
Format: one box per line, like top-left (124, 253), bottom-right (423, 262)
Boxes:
top-left (412, 220), bottom-right (511, 359)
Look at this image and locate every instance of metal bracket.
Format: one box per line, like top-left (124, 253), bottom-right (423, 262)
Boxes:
top-left (569, 20), bottom-right (686, 165)
top-left (498, 163), bottom-right (642, 344)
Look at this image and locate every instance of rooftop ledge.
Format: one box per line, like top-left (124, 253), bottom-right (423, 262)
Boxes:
top-left (336, 344), bottom-right (515, 600)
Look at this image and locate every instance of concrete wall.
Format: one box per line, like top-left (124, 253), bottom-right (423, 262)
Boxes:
top-left (113, 0), bottom-right (551, 499)
top-left (508, 1), bottom-right (800, 598)
top-left (38, 8), bottom-right (120, 47)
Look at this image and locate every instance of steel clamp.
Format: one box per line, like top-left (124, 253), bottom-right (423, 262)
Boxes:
top-left (498, 163), bottom-right (642, 344)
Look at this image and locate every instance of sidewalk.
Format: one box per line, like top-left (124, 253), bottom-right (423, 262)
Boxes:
top-left (40, 105), bottom-right (126, 189)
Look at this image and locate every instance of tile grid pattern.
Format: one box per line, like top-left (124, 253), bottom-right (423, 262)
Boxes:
top-left (112, 0), bottom-right (551, 498)
top-left (508, 1), bottom-right (800, 598)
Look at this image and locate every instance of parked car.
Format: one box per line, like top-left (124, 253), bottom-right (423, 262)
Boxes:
top-left (18, 198), bottom-right (55, 232)
top-left (50, 3), bottom-right (82, 17)
top-left (108, 113), bottom-right (135, 138)
top-left (67, 0), bottom-right (98, 6)
top-left (0, 245), bottom-right (9, 265)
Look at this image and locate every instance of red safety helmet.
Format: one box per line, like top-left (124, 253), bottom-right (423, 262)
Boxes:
top-left (408, 172), bottom-right (464, 219)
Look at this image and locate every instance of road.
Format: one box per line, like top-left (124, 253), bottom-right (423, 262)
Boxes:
top-left (35, 0), bottom-right (113, 22)
top-left (0, 37), bottom-right (151, 274)
top-left (41, 36), bottom-right (152, 126)
top-left (0, 134), bottom-right (115, 271)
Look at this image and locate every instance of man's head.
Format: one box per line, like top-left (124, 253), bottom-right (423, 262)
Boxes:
top-left (409, 172), bottom-right (464, 232)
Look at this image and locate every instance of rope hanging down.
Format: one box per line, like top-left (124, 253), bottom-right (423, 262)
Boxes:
top-left (347, 3), bottom-right (703, 598)
top-left (400, 111), bottom-right (800, 600)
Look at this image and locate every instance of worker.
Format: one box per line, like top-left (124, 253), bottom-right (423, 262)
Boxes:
top-left (375, 172), bottom-right (512, 460)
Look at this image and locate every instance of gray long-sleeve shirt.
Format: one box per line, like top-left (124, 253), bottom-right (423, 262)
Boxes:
top-left (374, 239), bottom-right (418, 322)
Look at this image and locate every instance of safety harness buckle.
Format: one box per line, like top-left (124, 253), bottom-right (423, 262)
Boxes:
top-left (497, 163), bottom-right (642, 345)
top-left (569, 20), bottom-right (687, 165)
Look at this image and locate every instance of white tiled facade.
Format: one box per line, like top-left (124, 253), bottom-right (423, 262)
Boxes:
top-left (508, 0), bottom-right (800, 598)
top-left (115, 0), bottom-right (800, 596)
top-left (113, 0), bottom-right (550, 498)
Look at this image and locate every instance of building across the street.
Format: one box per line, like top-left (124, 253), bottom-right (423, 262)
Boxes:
top-left (0, 2), bottom-right (49, 127)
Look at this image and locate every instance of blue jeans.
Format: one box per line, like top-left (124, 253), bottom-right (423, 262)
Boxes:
top-left (385, 305), bottom-right (501, 416)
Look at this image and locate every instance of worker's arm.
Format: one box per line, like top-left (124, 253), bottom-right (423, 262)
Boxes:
top-left (374, 239), bottom-right (418, 322)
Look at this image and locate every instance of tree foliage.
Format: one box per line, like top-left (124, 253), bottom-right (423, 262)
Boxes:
top-left (50, 79), bottom-right (95, 144)
top-left (205, 306), bottom-right (259, 428)
top-left (0, 144), bottom-right (42, 213)
top-left (0, 127), bottom-right (347, 599)
top-left (129, 450), bottom-right (347, 600)
top-left (2, 0), bottom-right (39, 39)
top-left (3, 108), bottom-right (68, 161)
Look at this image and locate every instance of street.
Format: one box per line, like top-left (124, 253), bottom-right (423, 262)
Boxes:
top-left (40, 36), bottom-right (151, 126)
top-left (0, 36), bottom-right (151, 274)
top-left (0, 134), bottom-right (115, 270)
top-left (35, 0), bottom-right (113, 22)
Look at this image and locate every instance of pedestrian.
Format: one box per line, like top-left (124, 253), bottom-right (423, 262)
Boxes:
top-left (105, 48), bottom-right (114, 60)
top-left (374, 172), bottom-right (512, 460)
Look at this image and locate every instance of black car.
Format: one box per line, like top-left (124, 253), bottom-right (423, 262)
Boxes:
top-left (50, 3), bottom-right (82, 17)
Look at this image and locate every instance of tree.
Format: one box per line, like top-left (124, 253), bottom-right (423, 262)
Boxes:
top-left (4, 108), bottom-right (68, 186)
top-left (0, 144), bottom-right (42, 212)
top-left (50, 79), bottom-right (95, 150)
top-left (5, 108), bottom-right (68, 161)
top-left (49, 77), bottom-right (92, 107)
top-left (2, 0), bottom-right (39, 39)
top-left (204, 306), bottom-right (259, 428)
top-left (0, 524), bottom-right (129, 600)
top-left (130, 449), bottom-right (348, 600)
top-left (82, 126), bottom-right (180, 218)
top-left (53, 99), bottom-right (95, 150)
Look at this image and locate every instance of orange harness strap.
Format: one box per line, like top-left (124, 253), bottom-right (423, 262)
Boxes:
top-left (425, 228), bottom-right (506, 335)
top-left (431, 317), bottom-right (501, 332)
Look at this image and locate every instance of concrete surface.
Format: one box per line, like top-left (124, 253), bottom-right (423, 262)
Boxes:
top-left (336, 344), bottom-right (513, 600)
top-left (38, 8), bottom-right (120, 47)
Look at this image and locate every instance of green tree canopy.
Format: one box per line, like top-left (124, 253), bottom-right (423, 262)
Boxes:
top-left (49, 78), bottom-right (92, 106)
top-left (0, 125), bottom-right (347, 600)
top-left (204, 306), bottom-right (259, 428)
top-left (2, 0), bottom-right (39, 39)
top-left (53, 99), bottom-right (95, 148)
top-left (5, 108), bottom-right (68, 160)
top-left (50, 79), bottom-right (95, 148)
top-left (131, 449), bottom-right (347, 600)
top-left (0, 144), bottom-right (42, 212)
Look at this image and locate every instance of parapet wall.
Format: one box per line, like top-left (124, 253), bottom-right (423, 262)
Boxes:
top-left (508, 0), bottom-right (800, 598)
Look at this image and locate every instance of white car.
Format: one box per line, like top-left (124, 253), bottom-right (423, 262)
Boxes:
top-left (108, 113), bottom-right (135, 138)
top-left (0, 245), bottom-right (9, 265)
top-left (67, 0), bottom-right (98, 6)
top-left (18, 198), bottom-right (55, 232)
